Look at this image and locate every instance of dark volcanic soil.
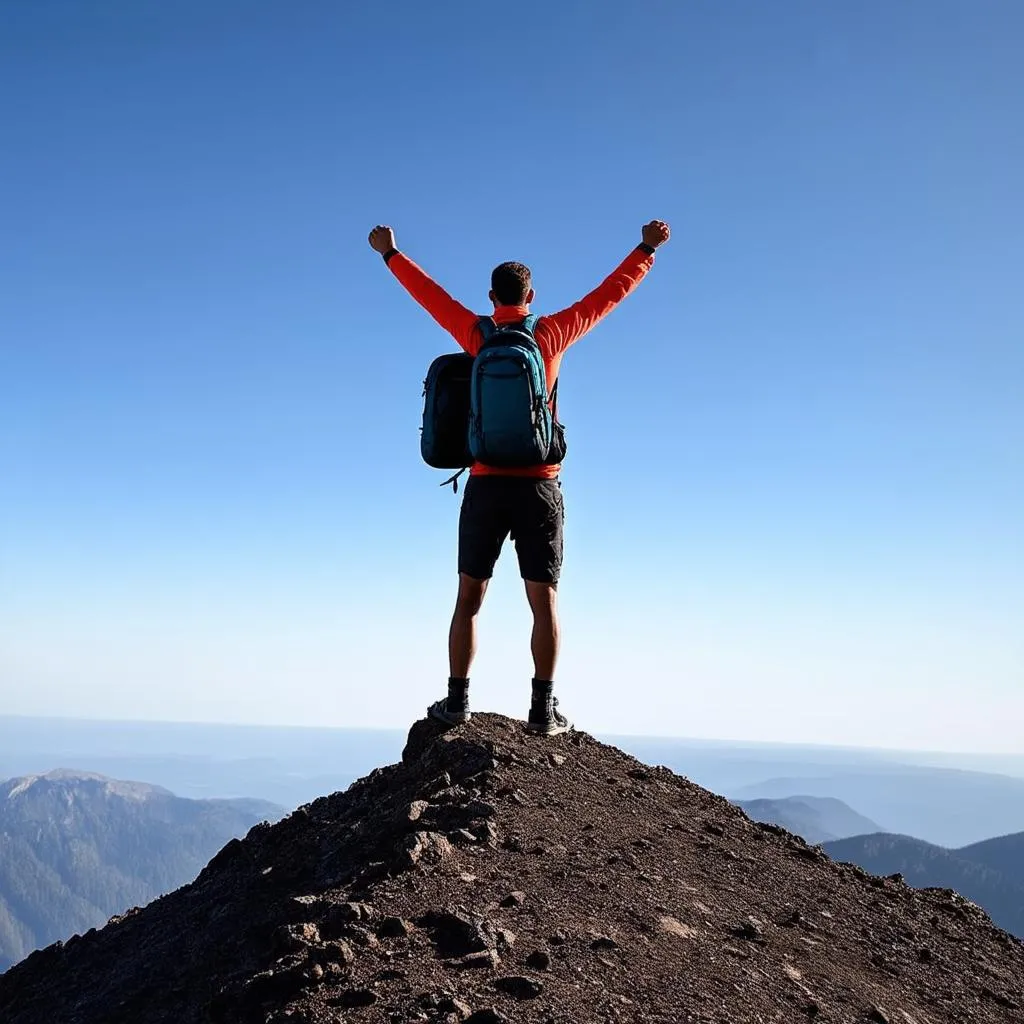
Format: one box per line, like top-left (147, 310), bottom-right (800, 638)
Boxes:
top-left (1, 714), bottom-right (1021, 1023)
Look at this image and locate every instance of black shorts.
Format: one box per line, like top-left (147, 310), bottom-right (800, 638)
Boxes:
top-left (458, 476), bottom-right (565, 585)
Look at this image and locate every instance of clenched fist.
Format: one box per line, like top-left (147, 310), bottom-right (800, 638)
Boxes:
top-left (642, 220), bottom-right (670, 249)
top-left (368, 224), bottom-right (396, 254)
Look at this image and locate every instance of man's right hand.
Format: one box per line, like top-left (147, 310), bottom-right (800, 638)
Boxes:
top-left (368, 225), bottom-right (396, 254)
top-left (642, 220), bottom-right (670, 249)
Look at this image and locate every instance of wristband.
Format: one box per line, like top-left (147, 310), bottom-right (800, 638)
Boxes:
top-left (638, 242), bottom-right (656, 256)
top-left (382, 248), bottom-right (399, 264)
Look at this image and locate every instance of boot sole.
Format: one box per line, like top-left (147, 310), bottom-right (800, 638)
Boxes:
top-left (526, 721), bottom-right (572, 737)
top-left (428, 704), bottom-right (471, 726)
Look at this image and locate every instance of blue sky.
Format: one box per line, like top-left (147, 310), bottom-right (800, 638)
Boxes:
top-left (1, 1), bottom-right (1021, 751)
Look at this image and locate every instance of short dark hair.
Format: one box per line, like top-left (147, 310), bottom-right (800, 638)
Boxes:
top-left (491, 262), bottom-right (532, 305)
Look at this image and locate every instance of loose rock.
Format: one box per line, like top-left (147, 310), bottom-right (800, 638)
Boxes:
top-left (452, 950), bottom-right (501, 970)
top-left (334, 988), bottom-right (378, 1008)
top-left (730, 917), bottom-right (767, 943)
top-left (401, 830), bottom-right (455, 868)
top-left (658, 916), bottom-right (696, 939)
top-left (493, 975), bottom-right (543, 999)
top-left (379, 917), bottom-right (413, 938)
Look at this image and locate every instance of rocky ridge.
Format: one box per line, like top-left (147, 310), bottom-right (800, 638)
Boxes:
top-left (0, 714), bottom-right (1021, 1023)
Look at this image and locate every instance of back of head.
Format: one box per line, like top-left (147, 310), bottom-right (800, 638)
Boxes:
top-left (491, 262), bottom-right (532, 306)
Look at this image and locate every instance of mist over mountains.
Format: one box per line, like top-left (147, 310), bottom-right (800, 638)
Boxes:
top-left (0, 716), bottom-right (404, 810)
top-left (732, 766), bottom-right (1024, 849)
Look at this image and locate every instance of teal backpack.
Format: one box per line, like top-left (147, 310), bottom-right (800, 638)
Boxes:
top-left (421, 316), bottom-right (566, 491)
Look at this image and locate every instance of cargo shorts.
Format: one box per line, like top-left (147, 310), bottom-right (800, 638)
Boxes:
top-left (457, 476), bottom-right (565, 585)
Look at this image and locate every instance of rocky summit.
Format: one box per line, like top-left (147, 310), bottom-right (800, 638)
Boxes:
top-left (1, 715), bottom-right (1022, 1024)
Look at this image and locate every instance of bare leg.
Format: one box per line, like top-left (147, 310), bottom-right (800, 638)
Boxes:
top-left (524, 580), bottom-right (560, 681)
top-left (449, 573), bottom-right (489, 678)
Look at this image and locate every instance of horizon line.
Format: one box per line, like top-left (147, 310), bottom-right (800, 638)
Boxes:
top-left (2, 712), bottom-right (1022, 761)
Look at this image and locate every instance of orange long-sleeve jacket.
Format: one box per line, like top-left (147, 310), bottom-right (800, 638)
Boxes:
top-left (387, 244), bottom-right (657, 478)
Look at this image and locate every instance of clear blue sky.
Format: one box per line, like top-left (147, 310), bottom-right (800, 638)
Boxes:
top-left (2, 1), bottom-right (1021, 751)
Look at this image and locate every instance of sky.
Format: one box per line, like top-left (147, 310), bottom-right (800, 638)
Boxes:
top-left (1, 1), bottom-right (1021, 752)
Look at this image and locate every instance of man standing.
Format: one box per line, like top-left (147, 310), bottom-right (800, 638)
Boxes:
top-left (369, 220), bottom-right (670, 735)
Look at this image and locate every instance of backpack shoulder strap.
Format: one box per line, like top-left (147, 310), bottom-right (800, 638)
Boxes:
top-left (519, 314), bottom-right (553, 407)
top-left (476, 316), bottom-right (496, 344)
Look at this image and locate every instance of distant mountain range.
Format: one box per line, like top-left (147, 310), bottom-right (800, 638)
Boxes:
top-left (732, 766), bottom-right (1024, 848)
top-left (0, 770), bottom-right (284, 972)
top-left (3, 716), bottom-right (1022, 846)
top-left (823, 831), bottom-right (1024, 939)
top-left (0, 716), bottom-right (406, 811)
top-left (735, 795), bottom-right (883, 843)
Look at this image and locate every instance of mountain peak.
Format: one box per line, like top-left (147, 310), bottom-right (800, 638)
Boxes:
top-left (2, 768), bottom-right (171, 802)
top-left (2, 713), bottom-right (1021, 1022)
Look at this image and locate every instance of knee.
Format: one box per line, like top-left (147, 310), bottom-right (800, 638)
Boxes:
top-left (455, 577), bottom-right (487, 618)
top-left (455, 594), bottom-right (484, 618)
top-left (525, 581), bottom-right (558, 620)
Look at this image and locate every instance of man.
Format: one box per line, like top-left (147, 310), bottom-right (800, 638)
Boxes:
top-left (369, 219), bottom-right (670, 735)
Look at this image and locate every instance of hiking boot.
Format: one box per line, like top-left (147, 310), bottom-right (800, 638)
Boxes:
top-left (526, 697), bottom-right (573, 736)
top-left (428, 698), bottom-right (470, 726)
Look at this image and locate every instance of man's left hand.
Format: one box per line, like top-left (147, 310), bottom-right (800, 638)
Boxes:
top-left (368, 225), bottom-right (396, 254)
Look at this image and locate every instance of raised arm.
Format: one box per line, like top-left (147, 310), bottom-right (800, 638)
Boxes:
top-left (541, 220), bottom-right (670, 355)
top-left (368, 225), bottom-right (480, 353)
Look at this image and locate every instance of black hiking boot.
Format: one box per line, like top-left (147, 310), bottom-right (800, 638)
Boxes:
top-left (428, 697), bottom-right (470, 726)
top-left (526, 697), bottom-right (573, 737)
